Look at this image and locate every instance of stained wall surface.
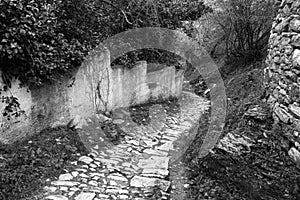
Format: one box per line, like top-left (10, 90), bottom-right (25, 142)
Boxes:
top-left (0, 49), bottom-right (184, 143)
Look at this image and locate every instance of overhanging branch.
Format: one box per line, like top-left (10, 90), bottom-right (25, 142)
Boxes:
top-left (98, 0), bottom-right (133, 25)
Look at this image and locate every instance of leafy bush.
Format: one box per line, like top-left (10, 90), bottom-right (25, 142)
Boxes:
top-left (0, 0), bottom-right (210, 118)
top-left (0, 127), bottom-right (88, 199)
top-left (0, 0), bottom-right (96, 87)
top-left (0, 0), bottom-right (210, 87)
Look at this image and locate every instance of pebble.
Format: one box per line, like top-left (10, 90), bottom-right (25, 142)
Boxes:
top-left (71, 171), bottom-right (79, 177)
top-left (44, 186), bottom-right (57, 192)
top-left (60, 186), bottom-right (68, 191)
top-left (90, 163), bottom-right (97, 168)
top-left (98, 194), bottom-right (110, 198)
top-left (108, 176), bottom-right (128, 182)
top-left (79, 156), bottom-right (93, 164)
top-left (79, 173), bottom-right (89, 178)
top-left (75, 192), bottom-right (96, 200)
top-left (88, 180), bottom-right (98, 186)
top-left (51, 181), bottom-right (79, 187)
top-left (68, 191), bottom-right (75, 197)
top-left (70, 187), bottom-right (79, 191)
top-left (59, 173), bottom-right (73, 181)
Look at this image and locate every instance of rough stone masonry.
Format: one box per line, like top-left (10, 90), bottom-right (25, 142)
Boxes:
top-left (265, 0), bottom-right (300, 164)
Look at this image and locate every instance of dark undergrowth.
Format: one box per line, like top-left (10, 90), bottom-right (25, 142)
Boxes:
top-left (184, 61), bottom-right (300, 200)
top-left (0, 127), bottom-right (88, 200)
top-left (129, 96), bottom-right (180, 126)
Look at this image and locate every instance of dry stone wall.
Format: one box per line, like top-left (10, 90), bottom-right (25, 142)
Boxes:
top-left (265, 0), bottom-right (300, 164)
top-left (265, 0), bottom-right (300, 130)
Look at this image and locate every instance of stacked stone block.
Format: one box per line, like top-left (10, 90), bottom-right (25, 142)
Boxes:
top-left (265, 0), bottom-right (300, 131)
top-left (265, 0), bottom-right (300, 165)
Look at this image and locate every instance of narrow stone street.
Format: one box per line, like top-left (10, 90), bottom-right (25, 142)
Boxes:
top-left (42, 91), bottom-right (209, 200)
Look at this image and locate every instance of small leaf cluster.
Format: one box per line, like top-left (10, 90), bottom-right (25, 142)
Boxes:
top-left (0, 0), bottom-right (93, 87)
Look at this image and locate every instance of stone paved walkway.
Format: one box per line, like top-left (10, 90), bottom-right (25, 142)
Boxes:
top-left (42, 91), bottom-right (209, 200)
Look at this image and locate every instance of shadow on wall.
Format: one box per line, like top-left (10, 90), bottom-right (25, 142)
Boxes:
top-left (0, 48), bottom-right (184, 143)
top-left (111, 61), bottom-right (184, 109)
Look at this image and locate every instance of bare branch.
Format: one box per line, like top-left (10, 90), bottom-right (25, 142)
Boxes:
top-left (98, 0), bottom-right (133, 25)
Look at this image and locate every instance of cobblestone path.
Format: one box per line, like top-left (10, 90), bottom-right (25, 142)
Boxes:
top-left (42, 91), bottom-right (209, 200)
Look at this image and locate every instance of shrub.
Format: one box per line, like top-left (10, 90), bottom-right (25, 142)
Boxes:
top-left (195, 0), bottom-right (277, 62)
top-left (0, 0), bottom-right (210, 118)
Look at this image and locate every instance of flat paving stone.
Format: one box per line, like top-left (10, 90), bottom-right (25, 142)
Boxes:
top-left (51, 181), bottom-right (79, 186)
top-left (156, 142), bottom-right (174, 151)
top-left (107, 174), bottom-right (128, 182)
top-left (59, 173), bottom-right (73, 181)
top-left (45, 195), bottom-right (68, 200)
top-left (75, 192), bottom-right (96, 200)
top-left (130, 176), bottom-right (170, 191)
top-left (142, 168), bottom-right (169, 177)
top-left (78, 156), bottom-right (93, 164)
top-left (138, 158), bottom-right (168, 172)
top-left (71, 171), bottom-right (79, 177)
top-left (113, 119), bottom-right (125, 124)
top-left (143, 149), bottom-right (168, 156)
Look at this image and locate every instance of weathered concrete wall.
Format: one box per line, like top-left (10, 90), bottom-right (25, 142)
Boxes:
top-left (110, 62), bottom-right (183, 109)
top-left (147, 67), bottom-right (176, 98)
top-left (265, 0), bottom-right (300, 130)
top-left (0, 48), bottom-right (184, 143)
top-left (0, 49), bottom-right (111, 143)
top-left (265, 0), bottom-right (300, 164)
top-left (68, 48), bottom-right (112, 117)
top-left (0, 72), bottom-right (74, 143)
top-left (175, 70), bottom-right (184, 96)
top-left (111, 62), bottom-right (149, 108)
top-left (0, 76), bottom-right (33, 143)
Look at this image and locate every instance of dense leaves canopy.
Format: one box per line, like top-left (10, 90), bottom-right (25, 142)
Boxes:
top-left (0, 0), bottom-right (210, 87)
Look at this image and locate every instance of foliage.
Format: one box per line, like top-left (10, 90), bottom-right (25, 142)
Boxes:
top-left (108, 0), bottom-right (211, 67)
top-left (0, 95), bottom-right (25, 120)
top-left (195, 0), bottom-right (277, 62)
top-left (0, 0), bottom-right (210, 118)
top-left (112, 49), bottom-right (184, 69)
top-left (0, 127), bottom-right (88, 200)
top-left (0, 0), bottom-right (93, 87)
top-left (0, 0), bottom-right (210, 86)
